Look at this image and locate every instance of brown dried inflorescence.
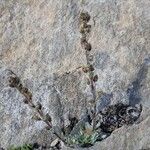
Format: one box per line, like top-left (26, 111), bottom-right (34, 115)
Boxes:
top-left (79, 12), bottom-right (91, 23)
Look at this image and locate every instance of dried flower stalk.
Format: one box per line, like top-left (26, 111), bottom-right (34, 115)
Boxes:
top-left (79, 12), bottom-right (98, 129)
top-left (7, 71), bottom-right (67, 144)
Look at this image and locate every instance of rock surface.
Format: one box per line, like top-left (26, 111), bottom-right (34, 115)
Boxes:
top-left (0, 0), bottom-right (150, 149)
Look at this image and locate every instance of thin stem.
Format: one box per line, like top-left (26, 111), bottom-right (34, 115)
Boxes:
top-left (85, 45), bottom-right (97, 130)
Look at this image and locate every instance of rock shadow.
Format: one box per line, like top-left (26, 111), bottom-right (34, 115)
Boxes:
top-left (127, 58), bottom-right (150, 106)
top-left (96, 93), bottom-right (113, 113)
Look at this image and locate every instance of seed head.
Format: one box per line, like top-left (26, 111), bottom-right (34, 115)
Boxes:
top-left (45, 126), bottom-right (51, 130)
top-left (82, 67), bottom-right (89, 73)
top-left (8, 76), bottom-right (20, 88)
top-left (22, 87), bottom-right (29, 93)
top-left (80, 12), bottom-right (91, 23)
top-left (89, 65), bottom-right (94, 71)
top-left (82, 42), bottom-right (92, 51)
top-left (36, 102), bottom-right (42, 110)
top-left (80, 23), bottom-right (91, 34)
top-left (23, 99), bottom-right (28, 104)
top-left (45, 113), bottom-right (52, 122)
top-left (93, 75), bottom-right (98, 82)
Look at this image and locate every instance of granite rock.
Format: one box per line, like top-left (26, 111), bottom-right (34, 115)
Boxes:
top-left (0, 0), bottom-right (150, 149)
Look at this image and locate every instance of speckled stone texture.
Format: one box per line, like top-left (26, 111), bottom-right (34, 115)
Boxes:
top-left (0, 0), bottom-right (150, 149)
